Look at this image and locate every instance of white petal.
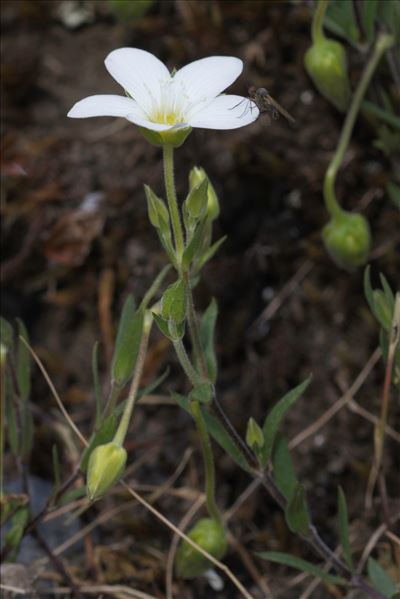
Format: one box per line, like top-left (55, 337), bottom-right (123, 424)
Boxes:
top-left (125, 114), bottom-right (188, 132)
top-left (174, 56), bottom-right (243, 107)
top-left (105, 48), bottom-right (170, 114)
top-left (187, 95), bottom-right (259, 130)
top-left (68, 95), bottom-right (143, 118)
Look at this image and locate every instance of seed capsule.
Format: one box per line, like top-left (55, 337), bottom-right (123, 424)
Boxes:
top-left (86, 441), bottom-right (127, 501)
top-left (304, 39), bottom-right (351, 112)
top-left (322, 212), bottom-right (371, 269)
top-left (175, 518), bottom-right (227, 579)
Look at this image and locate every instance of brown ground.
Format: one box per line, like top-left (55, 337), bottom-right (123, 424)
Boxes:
top-left (1, 1), bottom-right (399, 598)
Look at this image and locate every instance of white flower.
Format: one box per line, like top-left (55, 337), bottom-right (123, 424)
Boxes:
top-left (67, 48), bottom-right (259, 131)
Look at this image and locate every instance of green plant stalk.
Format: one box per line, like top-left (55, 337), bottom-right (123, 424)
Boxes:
top-left (0, 349), bottom-right (6, 497)
top-left (172, 335), bottom-right (202, 388)
top-left (311, 0), bottom-right (329, 45)
top-left (113, 312), bottom-right (152, 446)
top-left (366, 293), bottom-right (400, 507)
top-left (103, 381), bottom-right (122, 421)
top-left (190, 400), bottom-right (223, 527)
top-left (183, 270), bottom-right (208, 379)
top-left (323, 33), bottom-right (395, 219)
top-left (163, 144), bottom-right (185, 263)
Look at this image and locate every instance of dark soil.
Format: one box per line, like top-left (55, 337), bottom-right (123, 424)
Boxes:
top-left (1, 1), bottom-right (399, 598)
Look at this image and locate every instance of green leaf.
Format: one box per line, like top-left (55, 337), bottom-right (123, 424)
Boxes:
top-left (172, 393), bottom-right (251, 472)
top-left (195, 235), bottom-right (227, 272)
top-left (189, 382), bottom-right (213, 404)
top-left (6, 384), bottom-right (19, 455)
top-left (386, 182), bottom-right (400, 210)
top-left (261, 377), bottom-right (311, 468)
top-left (153, 312), bottom-right (185, 341)
top-left (256, 551), bottom-right (347, 586)
top-left (0, 317), bottom-right (14, 352)
top-left (199, 299), bottom-right (218, 383)
top-left (337, 486), bottom-right (353, 570)
top-left (144, 185), bottom-right (170, 230)
top-left (182, 219), bottom-right (207, 270)
top-left (361, 0), bottom-right (379, 43)
top-left (185, 178), bottom-right (208, 220)
top-left (80, 413), bottom-right (117, 473)
top-left (285, 482), bottom-right (310, 536)
top-left (136, 367), bottom-right (170, 401)
top-left (111, 297), bottom-right (144, 388)
top-left (272, 433), bottom-right (297, 500)
top-left (4, 506), bottom-right (30, 558)
top-left (368, 557), bottom-right (397, 598)
top-left (16, 320), bottom-right (30, 401)
top-left (325, 0), bottom-right (360, 45)
top-left (161, 279), bottom-right (186, 324)
top-left (92, 341), bottom-right (102, 426)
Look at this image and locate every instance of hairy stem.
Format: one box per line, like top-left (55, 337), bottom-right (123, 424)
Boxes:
top-left (163, 144), bottom-right (185, 262)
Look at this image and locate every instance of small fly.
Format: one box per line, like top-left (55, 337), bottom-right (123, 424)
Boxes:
top-left (232, 86), bottom-right (295, 124)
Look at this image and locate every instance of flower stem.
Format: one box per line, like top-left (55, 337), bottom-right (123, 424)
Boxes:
top-left (323, 33), bottom-right (394, 219)
top-left (190, 400), bottom-right (223, 527)
top-left (163, 144), bottom-right (185, 263)
top-left (172, 335), bottom-right (202, 387)
top-left (183, 270), bottom-right (208, 379)
top-left (113, 312), bottom-right (152, 446)
top-left (311, 0), bottom-right (329, 45)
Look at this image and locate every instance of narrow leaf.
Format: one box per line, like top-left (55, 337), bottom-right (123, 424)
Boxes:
top-left (261, 377), bottom-right (311, 467)
top-left (285, 482), bottom-right (310, 536)
top-left (256, 551), bottom-right (347, 586)
top-left (92, 341), bottom-right (102, 426)
top-left (16, 320), bottom-right (30, 401)
top-left (6, 384), bottom-right (19, 455)
top-left (361, 0), bottom-right (378, 42)
top-left (272, 433), bottom-right (297, 500)
top-left (367, 557), bottom-right (396, 598)
top-left (80, 413), bottom-right (117, 473)
top-left (199, 299), bottom-right (218, 383)
top-left (182, 219), bottom-right (207, 270)
top-left (0, 317), bottom-right (14, 352)
top-left (161, 279), bottom-right (186, 323)
top-left (172, 393), bottom-right (250, 472)
top-left (112, 297), bottom-right (144, 388)
top-left (195, 235), bottom-right (227, 272)
top-left (337, 486), bottom-right (353, 570)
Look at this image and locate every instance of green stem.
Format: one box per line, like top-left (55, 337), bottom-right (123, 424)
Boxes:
top-left (183, 271), bottom-right (208, 379)
top-left (163, 144), bottom-right (185, 263)
top-left (172, 335), bottom-right (202, 387)
top-left (113, 312), bottom-right (152, 446)
top-left (190, 400), bottom-right (223, 526)
top-left (323, 33), bottom-right (395, 219)
top-left (311, 0), bottom-right (329, 45)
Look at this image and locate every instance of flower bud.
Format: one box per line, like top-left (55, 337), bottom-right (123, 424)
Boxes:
top-left (139, 126), bottom-right (192, 149)
top-left (189, 167), bottom-right (220, 221)
top-left (322, 212), bottom-right (371, 269)
top-left (304, 39), bottom-right (351, 112)
top-left (86, 442), bottom-right (127, 501)
top-left (175, 518), bottom-right (227, 579)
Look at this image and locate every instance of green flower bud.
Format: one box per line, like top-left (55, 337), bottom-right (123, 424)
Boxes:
top-left (322, 212), bottom-right (371, 270)
top-left (175, 518), bottom-right (227, 579)
top-left (189, 167), bottom-right (220, 221)
top-left (246, 417), bottom-right (264, 452)
top-left (304, 39), bottom-right (351, 112)
top-left (86, 442), bottom-right (127, 501)
top-left (139, 126), bottom-right (192, 149)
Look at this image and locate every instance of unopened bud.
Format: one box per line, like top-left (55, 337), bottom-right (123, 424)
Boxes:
top-left (86, 442), bottom-right (127, 501)
top-left (323, 212), bottom-right (371, 269)
top-left (175, 518), bottom-right (227, 579)
top-left (189, 167), bottom-right (220, 221)
top-left (304, 39), bottom-right (351, 112)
